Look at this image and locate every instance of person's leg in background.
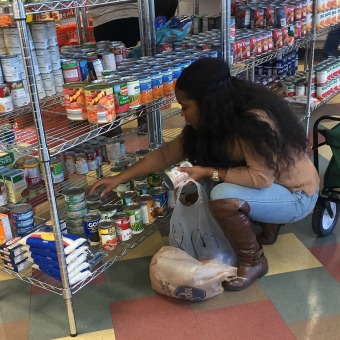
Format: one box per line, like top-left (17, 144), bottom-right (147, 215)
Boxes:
top-left (323, 28), bottom-right (340, 59)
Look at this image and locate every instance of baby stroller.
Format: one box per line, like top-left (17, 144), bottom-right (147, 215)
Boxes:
top-left (312, 115), bottom-right (340, 236)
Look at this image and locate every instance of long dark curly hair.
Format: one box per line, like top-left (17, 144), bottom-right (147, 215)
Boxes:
top-left (175, 57), bottom-right (307, 174)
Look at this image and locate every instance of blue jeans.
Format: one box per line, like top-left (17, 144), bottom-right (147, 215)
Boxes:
top-left (210, 183), bottom-right (319, 224)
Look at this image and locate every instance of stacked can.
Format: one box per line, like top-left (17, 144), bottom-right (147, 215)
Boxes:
top-left (314, 0), bottom-right (340, 30)
top-left (63, 187), bottom-right (87, 234)
top-left (11, 203), bottom-right (35, 236)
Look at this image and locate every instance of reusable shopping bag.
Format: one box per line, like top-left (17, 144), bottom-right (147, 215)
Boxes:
top-left (169, 179), bottom-right (236, 265)
top-left (150, 246), bottom-right (238, 301)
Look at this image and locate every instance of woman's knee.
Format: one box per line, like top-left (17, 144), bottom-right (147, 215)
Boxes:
top-left (210, 183), bottom-right (245, 200)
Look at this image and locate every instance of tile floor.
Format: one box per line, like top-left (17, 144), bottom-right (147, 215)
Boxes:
top-left (1, 96), bottom-right (340, 340)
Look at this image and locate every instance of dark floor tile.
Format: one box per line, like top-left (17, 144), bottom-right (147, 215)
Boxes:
top-left (29, 283), bottom-right (112, 340)
top-left (105, 256), bottom-right (156, 302)
top-left (0, 280), bottom-right (31, 323)
top-left (259, 267), bottom-right (340, 323)
top-left (309, 243), bottom-right (340, 282)
top-left (0, 320), bottom-right (30, 340)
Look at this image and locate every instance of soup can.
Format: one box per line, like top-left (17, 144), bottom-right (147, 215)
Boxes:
top-left (123, 203), bottom-right (144, 234)
top-left (134, 183), bottom-right (150, 195)
top-left (83, 214), bottom-right (101, 246)
top-left (86, 193), bottom-right (101, 204)
top-left (62, 59), bottom-right (81, 83)
top-left (114, 212), bottom-right (132, 241)
top-left (75, 152), bottom-right (89, 174)
top-left (84, 84), bottom-right (116, 124)
top-left (50, 157), bottom-right (64, 183)
top-left (133, 194), bottom-right (155, 224)
top-left (8, 80), bottom-right (30, 108)
top-left (98, 220), bottom-right (117, 250)
top-left (87, 202), bottom-right (101, 215)
top-left (117, 181), bottom-right (131, 197)
top-left (148, 186), bottom-right (168, 216)
top-left (0, 84), bottom-right (14, 113)
top-left (23, 157), bottom-right (41, 185)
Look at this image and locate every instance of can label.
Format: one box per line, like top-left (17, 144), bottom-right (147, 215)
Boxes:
top-left (50, 159), bottom-right (64, 183)
top-left (1, 55), bottom-right (21, 82)
top-left (114, 213), bottom-right (132, 241)
top-left (83, 215), bottom-right (101, 246)
top-left (139, 75), bottom-right (153, 104)
top-left (112, 81), bottom-right (129, 114)
top-left (84, 86), bottom-right (116, 124)
top-left (162, 67), bottom-right (174, 95)
top-left (126, 78), bottom-right (141, 108)
top-left (123, 205), bottom-right (144, 234)
top-left (98, 224), bottom-right (117, 250)
top-left (147, 172), bottom-right (161, 187)
top-left (102, 52), bottom-right (116, 72)
top-left (151, 70), bottom-right (164, 99)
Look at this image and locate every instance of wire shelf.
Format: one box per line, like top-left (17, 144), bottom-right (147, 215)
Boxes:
top-left (0, 93), bottom-right (177, 157)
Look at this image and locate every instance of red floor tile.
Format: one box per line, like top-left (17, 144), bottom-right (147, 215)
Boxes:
top-left (110, 295), bottom-right (201, 340)
top-left (309, 243), bottom-right (340, 282)
top-left (110, 295), bottom-right (294, 340)
top-left (0, 320), bottom-right (30, 340)
top-left (88, 273), bottom-right (106, 285)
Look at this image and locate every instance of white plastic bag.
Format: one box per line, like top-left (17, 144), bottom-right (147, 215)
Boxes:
top-left (150, 246), bottom-right (238, 301)
top-left (169, 179), bottom-right (236, 265)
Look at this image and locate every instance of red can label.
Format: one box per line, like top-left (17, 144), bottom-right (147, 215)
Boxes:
top-left (273, 29), bottom-right (283, 48)
top-left (233, 40), bottom-right (243, 62)
top-left (114, 213), bottom-right (132, 241)
top-left (265, 7), bottom-right (276, 27)
top-left (285, 5), bottom-right (295, 24)
top-left (249, 35), bottom-right (257, 55)
top-left (241, 38), bottom-right (250, 59)
top-left (251, 8), bottom-right (265, 28)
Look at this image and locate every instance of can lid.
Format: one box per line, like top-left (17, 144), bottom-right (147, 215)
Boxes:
top-left (63, 187), bottom-right (85, 197)
top-left (149, 186), bottom-right (167, 195)
top-left (100, 204), bottom-right (117, 213)
top-left (133, 194), bottom-right (154, 203)
top-left (83, 214), bottom-right (101, 222)
top-left (10, 204), bottom-right (33, 214)
top-left (87, 202), bottom-right (102, 210)
top-left (121, 191), bottom-right (138, 199)
top-left (86, 193), bottom-right (101, 202)
top-left (123, 203), bottom-right (140, 210)
top-left (98, 220), bottom-right (114, 229)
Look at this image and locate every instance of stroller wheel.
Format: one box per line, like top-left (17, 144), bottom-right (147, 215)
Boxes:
top-left (312, 198), bottom-right (339, 236)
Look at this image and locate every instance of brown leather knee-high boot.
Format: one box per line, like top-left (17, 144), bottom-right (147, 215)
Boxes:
top-left (256, 223), bottom-right (283, 245)
top-left (209, 198), bottom-right (269, 291)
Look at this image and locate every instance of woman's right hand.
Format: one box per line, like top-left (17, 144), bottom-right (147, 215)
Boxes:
top-left (89, 176), bottom-right (122, 196)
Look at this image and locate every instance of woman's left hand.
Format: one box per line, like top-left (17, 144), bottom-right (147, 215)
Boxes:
top-left (177, 165), bottom-right (210, 182)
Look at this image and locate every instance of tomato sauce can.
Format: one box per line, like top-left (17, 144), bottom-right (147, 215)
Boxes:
top-left (133, 194), bottom-right (155, 224)
top-left (84, 84), bottom-right (116, 124)
top-left (63, 82), bottom-right (88, 121)
top-left (83, 214), bottom-right (101, 246)
top-left (98, 221), bottom-right (117, 250)
top-left (123, 203), bottom-right (144, 234)
top-left (148, 186), bottom-right (168, 216)
top-left (114, 212), bottom-right (132, 241)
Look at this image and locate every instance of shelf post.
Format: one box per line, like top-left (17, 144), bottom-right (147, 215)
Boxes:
top-left (193, 0), bottom-right (200, 16)
top-left (12, 0), bottom-right (77, 336)
top-left (81, 6), bottom-right (90, 43)
top-left (221, 0), bottom-right (232, 66)
top-left (75, 0), bottom-right (84, 45)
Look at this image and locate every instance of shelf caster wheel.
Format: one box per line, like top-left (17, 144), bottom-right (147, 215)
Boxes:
top-left (70, 332), bottom-right (78, 337)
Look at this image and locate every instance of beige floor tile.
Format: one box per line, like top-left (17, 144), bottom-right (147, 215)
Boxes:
top-left (122, 230), bottom-right (165, 260)
top-left (264, 233), bottom-right (322, 276)
top-left (54, 329), bottom-right (116, 340)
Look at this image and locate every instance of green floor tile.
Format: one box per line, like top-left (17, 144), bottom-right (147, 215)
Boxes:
top-left (0, 280), bottom-right (31, 323)
top-left (105, 256), bottom-right (156, 302)
top-left (259, 267), bottom-right (340, 323)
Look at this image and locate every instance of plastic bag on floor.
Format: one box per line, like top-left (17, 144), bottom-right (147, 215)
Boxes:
top-left (169, 179), bottom-right (236, 265)
top-left (150, 246), bottom-right (238, 301)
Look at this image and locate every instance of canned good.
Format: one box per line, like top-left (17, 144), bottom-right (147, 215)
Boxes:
top-left (30, 22), bottom-right (49, 49)
top-left (121, 76), bottom-right (141, 109)
top-left (14, 217), bottom-right (34, 228)
top-left (64, 151), bottom-right (76, 173)
top-left (11, 204), bottom-right (33, 221)
top-left (82, 214), bottom-right (101, 246)
top-left (133, 194), bottom-right (155, 224)
top-left (133, 175), bottom-right (148, 188)
top-left (99, 204), bottom-right (117, 220)
top-left (98, 220), bottom-right (117, 250)
top-left (101, 52), bottom-right (116, 72)
top-left (85, 147), bottom-right (97, 171)
top-left (8, 81), bottom-right (30, 108)
top-left (109, 42), bottom-right (127, 66)
top-left (150, 69), bottom-right (164, 99)
top-left (35, 48), bottom-right (53, 73)
top-left (135, 148), bottom-right (149, 160)
top-left (63, 82), bottom-right (88, 121)
top-left (87, 202), bottom-right (101, 215)
top-left (163, 161), bottom-right (193, 189)
top-left (134, 183), bottom-right (150, 195)
top-left (121, 190), bottom-right (138, 205)
top-left (138, 74), bottom-right (153, 104)
top-left (114, 212), bottom-right (132, 241)
top-left (0, 182), bottom-right (7, 206)
top-left (123, 203), bottom-right (144, 234)
top-left (110, 165), bottom-right (125, 176)
top-left (67, 207), bottom-right (88, 219)
top-left (111, 80), bottom-right (130, 115)
top-left (66, 199), bottom-right (87, 211)
top-left (275, 7), bottom-right (287, 27)
top-left (84, 84), bottom-right (116, 124)
top-left (23, 157), bottom-right (41, 185)
top-left (149, 186), bottom-right (168, 216)
top-left (75, 152), bottom-right (89, 174)
top-left (116, 181), bottom-right (131, 197)
top-left (63, 187), bottom-right (86, 203)
top-left (0, 54), bottom-right (21, 82)
top-left (86, 193), bottom-right (101, 204)
top-left (0, 84), bottom-right (14, 113)
top-left (50, 157), bottom-right (64, 183)
top-left (147, 172), bottom-right (161, 187)
top-left (62, 59), bottom-right (81, 83)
